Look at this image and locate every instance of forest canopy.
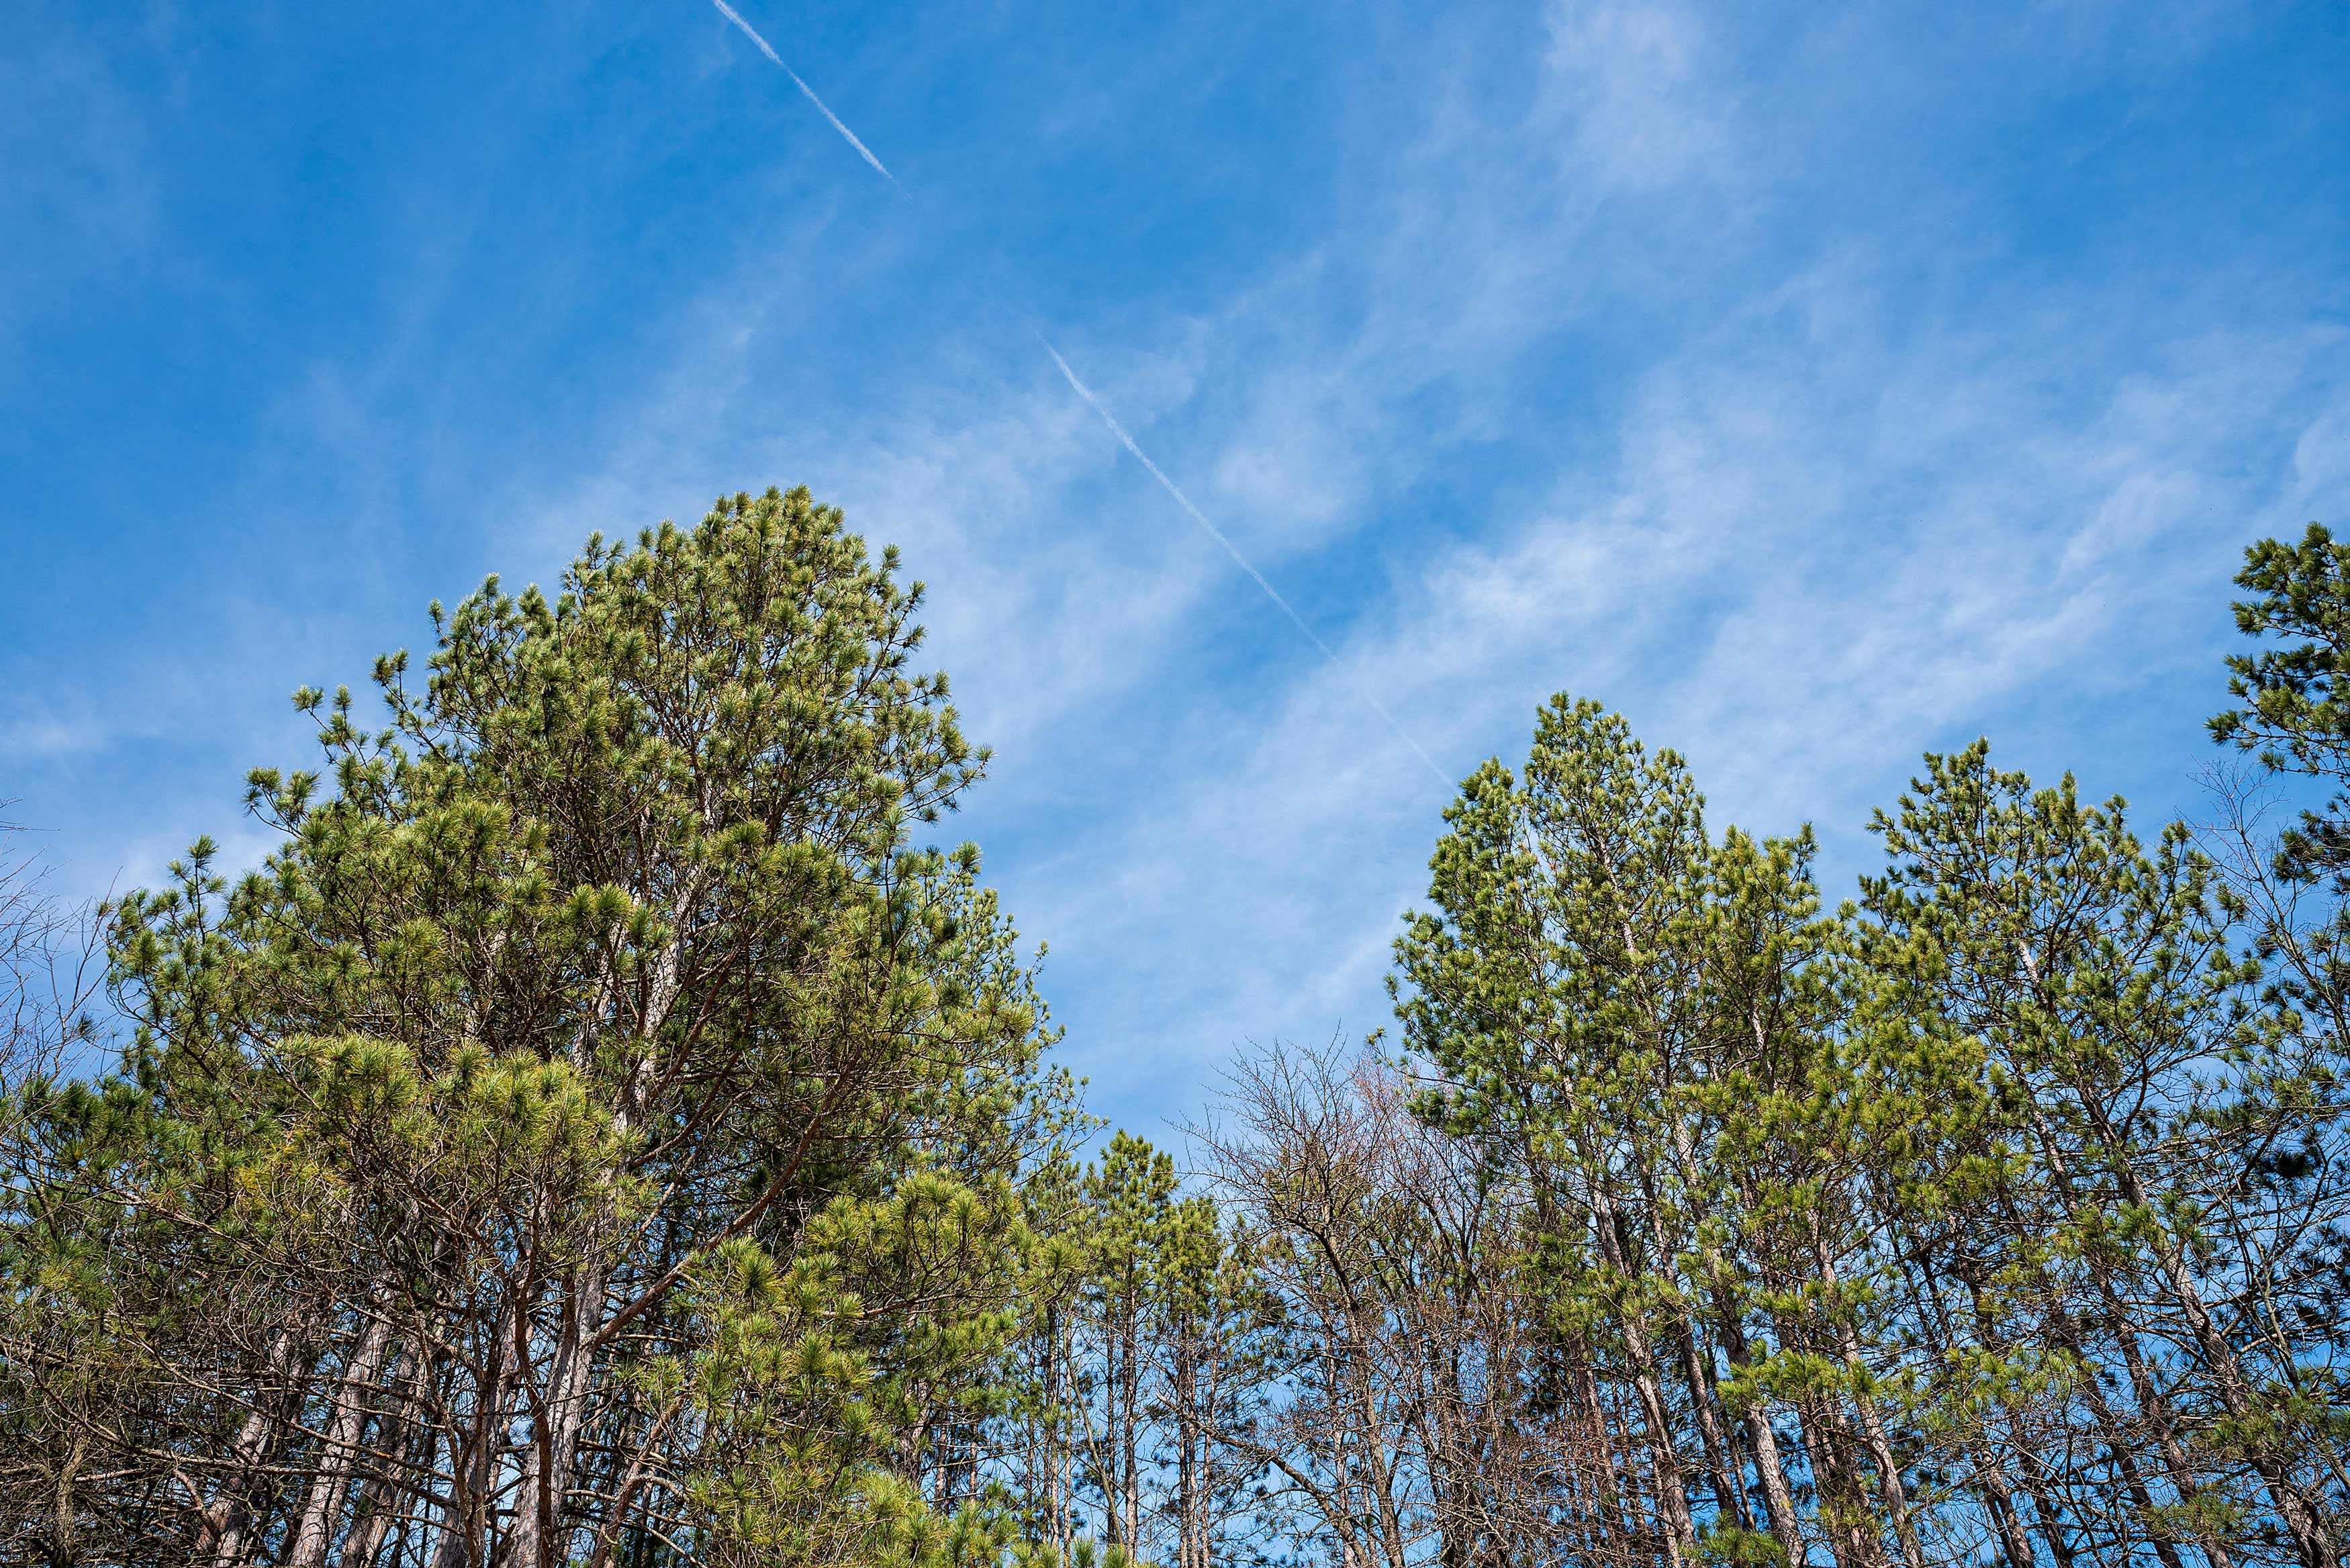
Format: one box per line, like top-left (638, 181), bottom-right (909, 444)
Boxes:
top-left (3, 485), bottom-right (2349, 1568)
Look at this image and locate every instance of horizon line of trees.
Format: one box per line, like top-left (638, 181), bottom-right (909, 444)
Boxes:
top-left (3, 485), bottom-right (2348, 1567)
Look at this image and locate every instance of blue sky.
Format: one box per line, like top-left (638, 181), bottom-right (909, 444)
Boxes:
top-left (5, 0), bottom-right (2346, 1136)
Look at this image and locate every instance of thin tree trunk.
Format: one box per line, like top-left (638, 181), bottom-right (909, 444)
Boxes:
top-left (2010, 1436), bottom-right (2079, 1568)
top-left (1711, 1291), bottom-right (1800, 1552)
top-left (1120, 1294), bottom-right (1140, 1548)
top-left (1787, 1373), bottom-right (1881, 1568)
top-left (1973, 1449), bottom-right (2038, 1568)
top-left (286, 1308), bottom-right (394, 1568)
top-left (1636, 1162), bottom-right (1742, 1533)
top-left (45, 1429), bottom-right (85, 1568)
top-left (431, 1296), bottom-right (516, 1568)
top-left (207, 1327), bottom-right (301, 1567)
top-left (2104, 1150), bottom-right (2332, 1568)
top-left (2095, 1297), bottom-right (2222, 1568)
top-left (1808, 1225), bottom-right (1924, 1568)
top-left (1573, 1330), bottom-right (1634, 1550)
top-left (1589, 1178), bottom-right (1695, 1565)
top-left (500, 1238), bottom-right (618, 1568)
top-left (337, 1350), bottom-right (440, 1568)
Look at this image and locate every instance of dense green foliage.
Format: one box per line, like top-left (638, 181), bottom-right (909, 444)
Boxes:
top-left (2, 496), bottom-right (2347, 1567)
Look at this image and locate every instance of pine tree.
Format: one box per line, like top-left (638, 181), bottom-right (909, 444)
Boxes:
top-left (1, 488), bottom-right (1078, 1567)
top-left (1395, 697), bottom-right (1726, 1567)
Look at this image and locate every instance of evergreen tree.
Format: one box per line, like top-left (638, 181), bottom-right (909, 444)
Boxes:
top-left (1, 489), bottom-right (1077, 1567)
top-left (10, 493), bottom-right (2350, 1568)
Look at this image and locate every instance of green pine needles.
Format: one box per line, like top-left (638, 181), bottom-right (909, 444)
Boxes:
top-left (2, 490), bottom-right (2347, 1567)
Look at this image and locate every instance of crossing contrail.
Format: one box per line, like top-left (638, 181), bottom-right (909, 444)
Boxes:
top-left (706, 0), bottom-right (906, 193)
top-left (1039, 335), bottom-right (1453, 792)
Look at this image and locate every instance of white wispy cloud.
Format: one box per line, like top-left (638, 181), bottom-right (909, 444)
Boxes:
top-left (493, 0), bottom-right (2345, 1112)
top-left (694, 0), bottom-right (1458, 791)
top-left (0, 706), bottom-right (109, 763)
top-left (1017, 308), bottom-right (2347, 1102)
top-left (1542, 0), bottom-right (1734, 195)
top-left (696, 0), bottom-right (1460, 792)
top-left (17, 0), bottom-right (2337, 1144)
top-left (0, 21), bottom-right (159, 360)
top-left (1039, 335), bottom-right (1453, 792)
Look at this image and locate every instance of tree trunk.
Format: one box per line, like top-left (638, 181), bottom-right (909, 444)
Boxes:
top-left (207, 1326), bottom-right (301, 1568)
top-left (285, 1308), bottom-right (394, 1568)
top-left (1588, 1179), bottom-right (1695, 1565)
top-left (2106, 1152), bottom-right (2333, 1568)
top-left (1806, 1225), bottom-right (1924, 1568)
top-left (1711, 1290), bottom-right (1800, 1553)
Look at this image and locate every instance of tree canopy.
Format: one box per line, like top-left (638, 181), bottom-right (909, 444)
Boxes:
top-left (3, 493), bottom-right (2347, 1567)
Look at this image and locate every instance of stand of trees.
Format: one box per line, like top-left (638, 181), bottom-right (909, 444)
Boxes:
top-left (3, 487), bottom-right (2347, 1565)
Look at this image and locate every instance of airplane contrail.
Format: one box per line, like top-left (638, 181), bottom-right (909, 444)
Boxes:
top-left (1039, 335), bottom-right (1453, 793)
top-left (698, 1), bottom-right (1456, 797)
top-left (706, 0), bottom-right (906, 193)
